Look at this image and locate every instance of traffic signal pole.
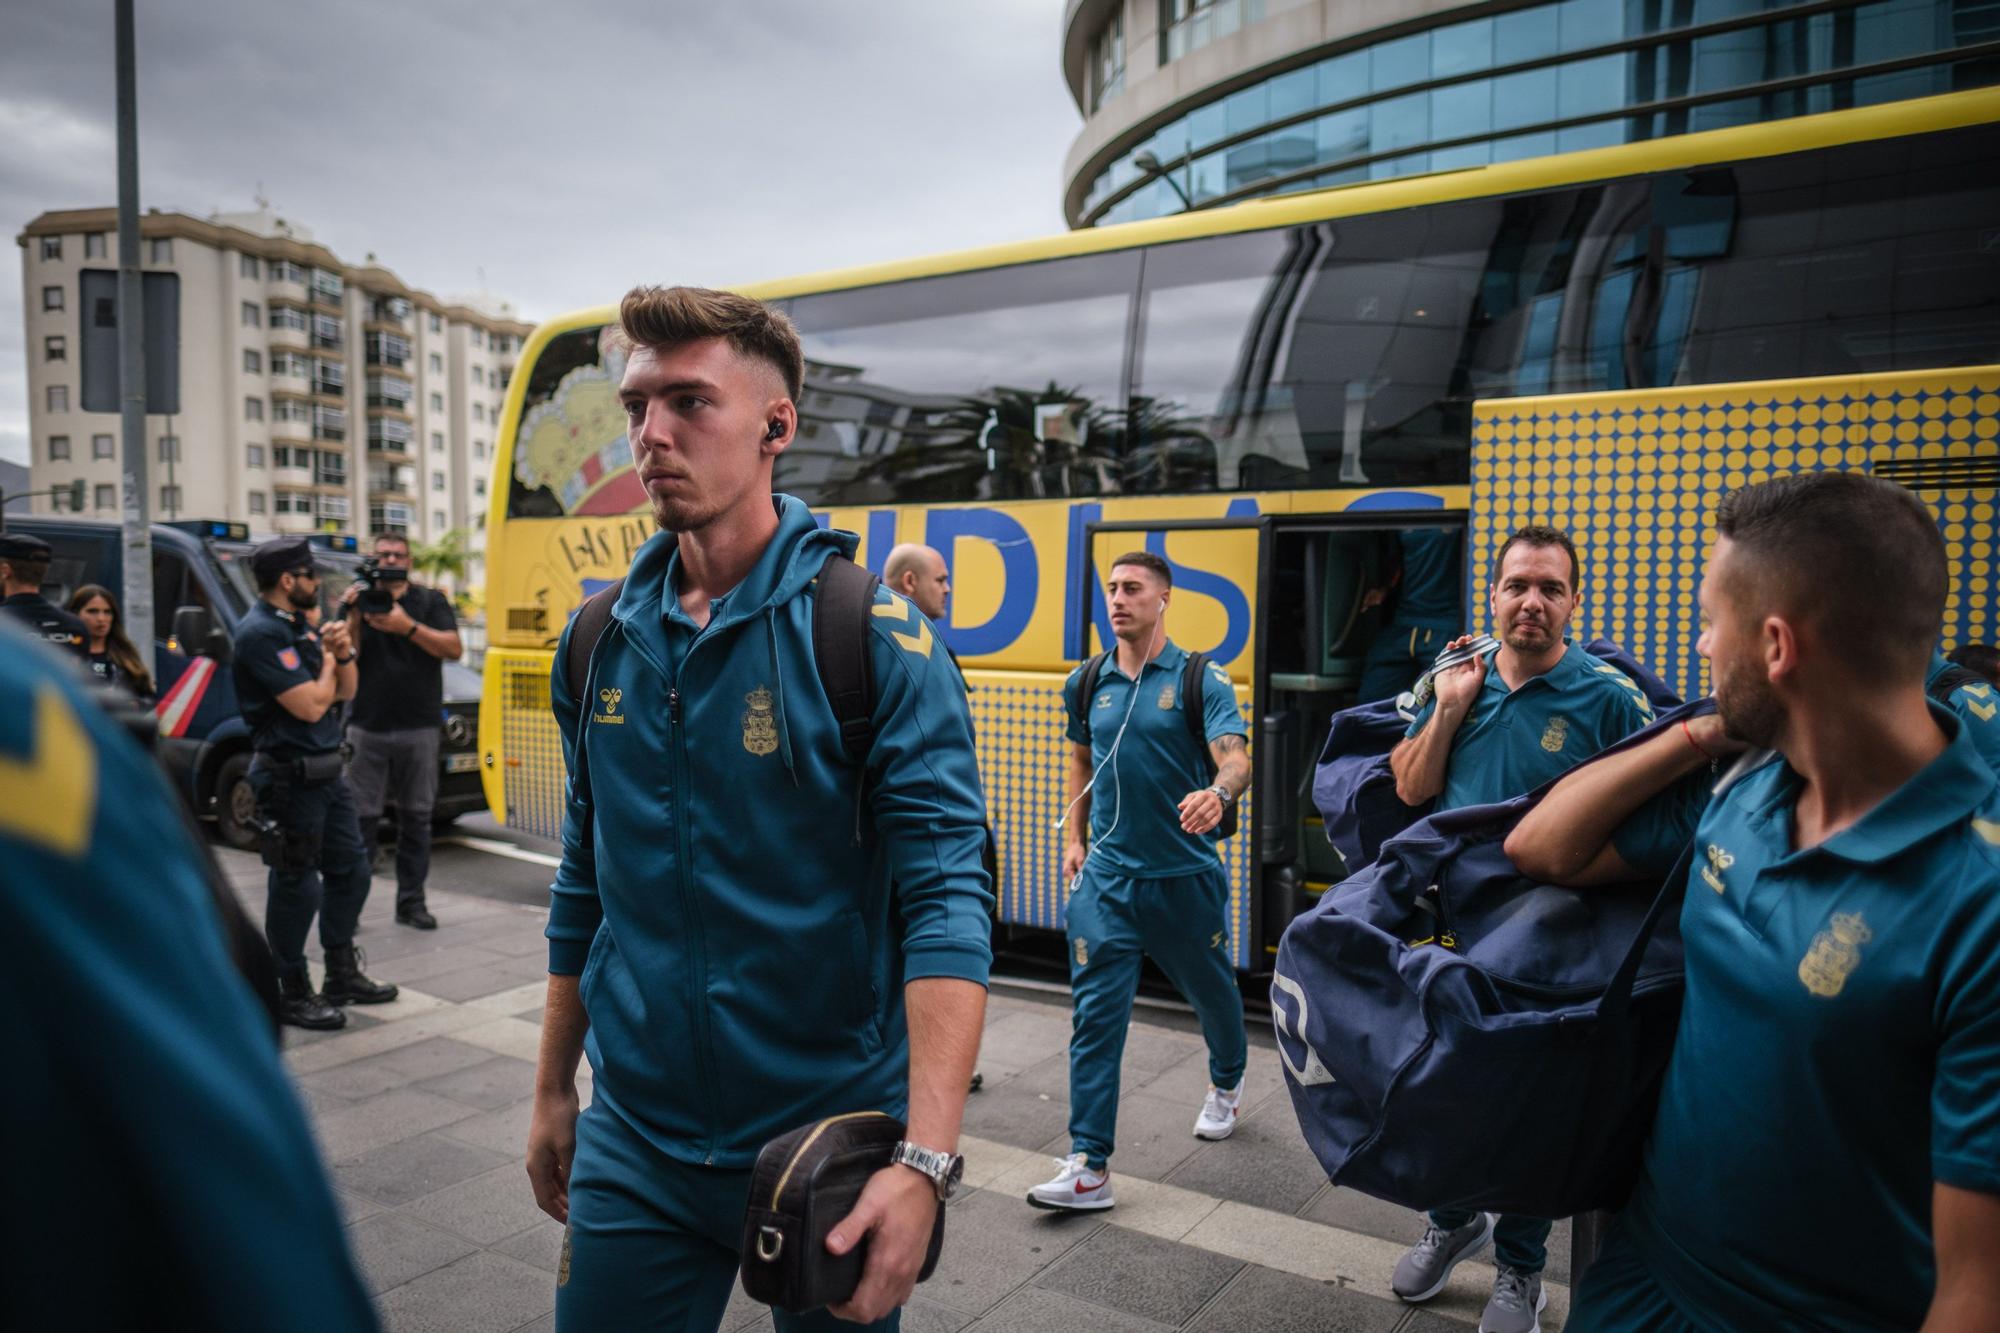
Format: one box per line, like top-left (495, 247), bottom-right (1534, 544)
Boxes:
top-left (115, 0), bottom-right (153, 657)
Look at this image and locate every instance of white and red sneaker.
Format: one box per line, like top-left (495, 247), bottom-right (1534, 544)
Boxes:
top-left (1025, 1153), bottom-right (1115, 1212)
top-left (1193, 1082), bottom-right (1243, 1140)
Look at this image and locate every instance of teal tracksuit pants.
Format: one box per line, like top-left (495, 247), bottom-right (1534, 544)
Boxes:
top-left (1064, 863), bottom-right (1247, 1169)
top-left (558, 1099), bottom-right (900, 1332)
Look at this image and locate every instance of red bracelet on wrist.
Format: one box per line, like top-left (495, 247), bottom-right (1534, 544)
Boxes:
top-left (1682, 718), bottom-right (1718, 762)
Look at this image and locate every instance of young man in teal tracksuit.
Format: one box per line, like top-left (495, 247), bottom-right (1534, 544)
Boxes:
top-left (1387, 525), bottom-right (1656, 1333)
top-left (1028, 551), bottom-right (1253, 1212)
top-left (1506, 473), bottom-right (2000, 1330)
top-left (527, 287), bottom-right (993, 1333)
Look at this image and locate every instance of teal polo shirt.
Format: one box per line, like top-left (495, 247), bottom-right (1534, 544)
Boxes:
top-left (1063, 641), bottom-right (1248, 878)
top-left (1607, 709), bottom-right (2000, 1330)
top-left (1404, 643), bottom-right (1655, 812)
top-left (1930, 650), bottom-right (2000, 771)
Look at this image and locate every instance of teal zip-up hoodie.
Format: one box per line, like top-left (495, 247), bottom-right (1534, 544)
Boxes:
top-left (547, 495), bottom-right (993, 1167)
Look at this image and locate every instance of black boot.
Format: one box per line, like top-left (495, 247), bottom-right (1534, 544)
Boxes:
top-left (322, 945), bottom-right (400, 1005)
top-left (395, 903), bottom-right (437, 930)
top-left (278, 969), bottom-right (347, 1030)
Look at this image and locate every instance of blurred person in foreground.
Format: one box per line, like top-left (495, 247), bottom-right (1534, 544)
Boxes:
top-left (68, 582), bottom-right (155, 702)
top-left (0, 619), bottom-right (377, 1331)
top-left (0, 530), bottom-right (87, 663)
top-left (1507, 472), bottom-right (2000, 1331)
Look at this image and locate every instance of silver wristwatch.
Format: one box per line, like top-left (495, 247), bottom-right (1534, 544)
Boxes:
top-left (889, 1140), bottom-right (965, 1201)
top-left (1205, 783), bottom-right (1234, 805)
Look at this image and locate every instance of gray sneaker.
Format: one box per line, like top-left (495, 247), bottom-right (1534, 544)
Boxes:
top-left (1479, 1265), bottom-right (1546, 1333)
top-left (1391, 1213), bottom-right (1495, 1302)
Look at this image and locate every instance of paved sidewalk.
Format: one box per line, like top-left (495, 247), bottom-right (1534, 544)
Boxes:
top-left (223, 852), bottom-right (1571, 1332)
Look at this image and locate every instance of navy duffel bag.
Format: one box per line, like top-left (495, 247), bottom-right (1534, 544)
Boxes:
top-left (1273, 703), bottom-right (1714, 1221)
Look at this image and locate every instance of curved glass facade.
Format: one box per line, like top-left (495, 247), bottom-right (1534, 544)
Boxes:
top-left (1076, 0), bottom-right (2000, 226)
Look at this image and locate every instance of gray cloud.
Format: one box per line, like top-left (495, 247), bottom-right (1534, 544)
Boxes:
top-left (2, 0), bottom-right (1082, 463)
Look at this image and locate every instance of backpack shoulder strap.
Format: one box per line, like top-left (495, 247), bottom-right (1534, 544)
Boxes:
top-left (564, 580), bottom-right (625, 709)
top-left (814, 553), bottom-right (879, 763)
top-left (1183, 651), bottom-right (1218, 781)
top-left (1073, 649), bottom-right (1112, 741)
top-left (1929, 663), bottom-right (1985, 705)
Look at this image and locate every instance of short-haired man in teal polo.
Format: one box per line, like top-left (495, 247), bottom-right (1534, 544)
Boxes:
top-left (1386, 524), bottom-right (1656, 1333)
top-left (1507, 472), bottom-right (2000, 1330)
top-left (1027, 551), bottom-right (1252, 1213)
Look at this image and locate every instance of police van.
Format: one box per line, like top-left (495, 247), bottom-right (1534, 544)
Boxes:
top-left (14, 517), bottom-right (486, 846)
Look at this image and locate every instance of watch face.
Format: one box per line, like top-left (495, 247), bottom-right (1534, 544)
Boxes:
top-left (942, 1155), bottom-right (965, 1198)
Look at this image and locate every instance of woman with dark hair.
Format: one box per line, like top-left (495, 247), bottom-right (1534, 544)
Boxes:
top-left (67, 583), bottom-right (155, 701)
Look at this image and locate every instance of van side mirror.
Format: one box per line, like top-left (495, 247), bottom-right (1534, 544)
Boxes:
top-left (172, 604), bottom-right (231, 665)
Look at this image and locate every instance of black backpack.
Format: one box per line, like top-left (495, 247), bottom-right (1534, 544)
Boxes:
top-left (1072, 648), bottom-right (1238, 839)
top-left (563, 551), bottom-right (882, 763)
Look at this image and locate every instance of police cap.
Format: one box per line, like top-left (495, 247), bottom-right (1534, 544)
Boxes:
top-left (0, 531), bottom-right (53, 562)
top-left (249, 536), bottom-right (318, 582)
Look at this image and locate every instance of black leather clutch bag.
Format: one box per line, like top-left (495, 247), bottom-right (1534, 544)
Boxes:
top-left (739, 1111), bottom-right (946, 1314)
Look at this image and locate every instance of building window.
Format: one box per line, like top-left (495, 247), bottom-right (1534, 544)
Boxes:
top-left (85, 233), bottom-right (106, 259)
top-left (44, 335), bottom-right (66, 362)
top-left (40, 236), bottom-right (62, 261)
top-left (243, 348), bottom-right (262, 374)
top-left (1160, 0), bottom-right (1263, 65)
top-left (95, 483), bottom-right (116, 511)
top-left (51, 482), bottom-right (79, 513)
top-left (431, 431), bottom-right (445, 451)
top-left (269, 304), bottom-right (307, 332)
top-left (429, 312), bottom-right (442, 333)
top-left (429, 351), bottom-right (443, 374)
top-left (432, 470), bottom-right (446, 491)
top-left (310, 313), bottom-right (344, 350)
top-left (472, 403), bottom-right (484, 423)
top-left (473, 477), bottom-right (487, 496)
top-left (42, 285), bottom-right (64, 311)
top-left (49, 435), bottom-right (71, 460)
top-left (239, 254), bottom-right (261, 279)
top-left (1090, 11), bottom-right (1126, 110)
top-left (309, 267), bottom-right (344, 304)
top-left (471, 365), bottom-right (484, 386)
top-left (470, 327), bottom-right (484, 348)
top-left (46, 385), bottom-right (68, 412)
top-left (147, 237), bottom-right (172, 264)
top-left (429, 392), bottom-right (444, 412)
top-left (248, 492), bottom-right (267, 515)
top-left (160, 484), bottom-right (182, 513)
top-left (241, 300), bottom-right (262, 327)
top-left (247, 443), bottom-right (265, 468)
top-left (157, 435), bottom-right (180, 463)
top-left (365, 330), bottom-right (411, 368)
top-left (270, 259), bottom-right (307, 285)
top-left (245, 396), bottom-right (265, 422)
top-left (274, 398), bottom-right (310, 422)
top-left (92, 433), bottom-right (114, 459)
top-left (473, 439), bottom-right (485, 459)
top-left (433, 509), bottom-right (447, 529)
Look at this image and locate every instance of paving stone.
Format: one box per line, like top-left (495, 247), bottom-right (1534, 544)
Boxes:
top-left (509, 1316), bottom-right (556, 1333)
top-left (438, 1095), bottom-right (536, 1158)
top-left (513, 1007), bottom-right (546, 1025)
top-left (368, 1036), bottom-right (500, 1083)
top-left (1165, 1102), bottom-right (1327, 1215)
top-left (720, 1278), bottom-right (769, 1331)
top-left (1140, 1042), bottom-right (1288, 1114)
top-left (923, 1187), bottom-right (1104, 1316)
top-left (404, 1163), bottom-right (551, 1246)
top-left (490, 1217), bottom-right (566, 1274)
top-left (419, 953), bottom-right (558, 1003)
top-left (334, 1187), bottom-right (384, 1225)
top-left (314, 1086), bottom-right (481, 1161)
top-left (974, 1008), bottom-right (1075, 1078)
top-left (417, 1054), bottom-right (539, 1111)
top-left (959, 1080), bottom-right (1070, 1153)
top-left (344, 1209), bottom-right (480, 1296)
top-left (1185, 1263), bottom-right (1405, 1332)
top-left (300, 1057), bottom-right (409, 1102)
top-left (965, 1284), bottom-right (1172, 1332)
top-left (1034, 1225), bottom-right (1243, 1326)
top-left (1297, 1185), bottom-right (1427, 1248)
top-left (1116, 1022), bottom-right (1205, 1084)
top-left (297, 1083), bottom-right (357, 1117)
top-left (333, 1130), bottom-right (511, 1206)
top-left (1091, 1091), bottom-right (1206, 1182)
top-left (901, 1295), bottom-right (974, 1332)
top-left (282, 1008), bottom-right (384, 1048)
top-left (375, 1250), bottom-right (554, 1333)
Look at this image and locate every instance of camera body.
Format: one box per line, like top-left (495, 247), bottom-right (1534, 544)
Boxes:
top-left (352, 557), bottom-right (409, 616)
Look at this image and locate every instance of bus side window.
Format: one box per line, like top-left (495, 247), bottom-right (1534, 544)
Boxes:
top-left (152, 548), bottom-right (212, 646)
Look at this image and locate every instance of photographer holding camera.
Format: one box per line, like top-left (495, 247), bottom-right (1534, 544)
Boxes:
top-left (340, 530), bottom-right (462, 930)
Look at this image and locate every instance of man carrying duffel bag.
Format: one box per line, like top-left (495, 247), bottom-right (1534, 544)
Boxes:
top-left (1504, 473), bottom-right (2000, 1331)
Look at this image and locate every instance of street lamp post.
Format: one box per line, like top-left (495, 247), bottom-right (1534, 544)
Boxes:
top-left (1132, 151), bottom-right (1195, 213)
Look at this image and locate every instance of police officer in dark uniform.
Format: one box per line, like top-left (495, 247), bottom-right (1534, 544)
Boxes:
top-left (0, 531), bottom-right (88, 664)
top-left (231, 536), bottom-right (398, 1029)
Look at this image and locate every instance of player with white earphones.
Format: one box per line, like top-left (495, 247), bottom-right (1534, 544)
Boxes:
top-left (1027, 551), bottom-right (1252, 1214)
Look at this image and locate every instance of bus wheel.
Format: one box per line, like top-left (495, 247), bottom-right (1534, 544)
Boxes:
top-left (214, 752), bottom-right (259, 850)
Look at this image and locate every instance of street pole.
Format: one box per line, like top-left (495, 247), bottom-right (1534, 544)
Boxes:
top-left (115, 0), bottom-right (153, 656)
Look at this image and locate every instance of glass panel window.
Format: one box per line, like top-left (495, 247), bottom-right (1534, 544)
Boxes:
top-left (309, 267), bottom-right (344, 303)
top-left (1431, 79), bottom-right (1492, 143)
top-left (49, 435), bottom-right (71, 460)
top-left (310, 313), bottom-right (344, 349)
top-left (312, 360), bottom-right (345, 395)
top-left (1370, 32), bottom-right (1430, 93)
top-left (1317, 106), bottom-right (1370, 162)
top-left (1559, 54), bottom-right (1627, 120)
top-left (47, 385), bottom-right (68, 412)
top-left (274, 399), bottom-right (311, 422)
top-left (85, 234), bottom-right (106, 259)
top-left (1495, 4), bottom-right (1560, 66)
top-left (159, 484), bottom-right (182, 513)
top-left (1558, 0), bottom-right (1624, 52)
top-left (1224, 81), bottom-right (1270, 137)
top-left (472, 365), bottom-right (484, 385)
top-left (429, 352), bottom-right (443, 374)
top-left (433, 510), bottom-right (447, 529)
top-left (240, 253), bottom-right (260, 279)
top-left (1371, 90), bottom-right (1430, 155)
top-left (432, 470), bottom-right (446, 491)
top-left (270, 260), bottom-right (308, 285)
top-left (157, 435), bottom-right (180, 463)
top-left (243, 348), bottom-right (262, 373)
top-left (1493, 66), bottom-right (1558, 131)
top-left (245, 396), bottom-right (264, 421)
top-left (44, 335), bottom-right (66, 362)
top-left (1433, 17), bottom-right (1494, 78)
top-left (247, 444), bottom-right (265, 468)
top-left (1090, 10), bottom-right (1126, 111)
top-left (42, 285), bottom-right (64, 311)
top-left (248, 492), bottom-right (266, 515)
top-left (431, 431), bottom-right (445, 451)
top-left (269, 304), bottom-right (308, 332)
top-left (1316, 50), bottom-right (1367, 106)
top-left (93, 434), bottom-right (114, 459)
top-left (95, 483), bottom-right (116, 510)
top-left (1268, 65), bottom-right (1315, 121)
top-left (147, 238), bottom-right (172, 264)
top-left (40, 236), bottom-right (62, 260)
top-left (430, 392), bottom-right (445, 412)
top-left (429, 313), bottom-right (442, 333)
top-left (367, 331), bottom-right (411, 367)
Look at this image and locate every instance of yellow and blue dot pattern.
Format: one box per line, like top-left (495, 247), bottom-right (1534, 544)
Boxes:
top-left (1472, 367), bottom-right (2000, 702)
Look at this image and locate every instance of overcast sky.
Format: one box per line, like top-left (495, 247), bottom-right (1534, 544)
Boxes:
top-left (0, 0), bottom-right (1082, 465)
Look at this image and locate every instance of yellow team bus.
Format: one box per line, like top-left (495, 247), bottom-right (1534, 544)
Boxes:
top-left (479, 88), bottom-right (2000, 978)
